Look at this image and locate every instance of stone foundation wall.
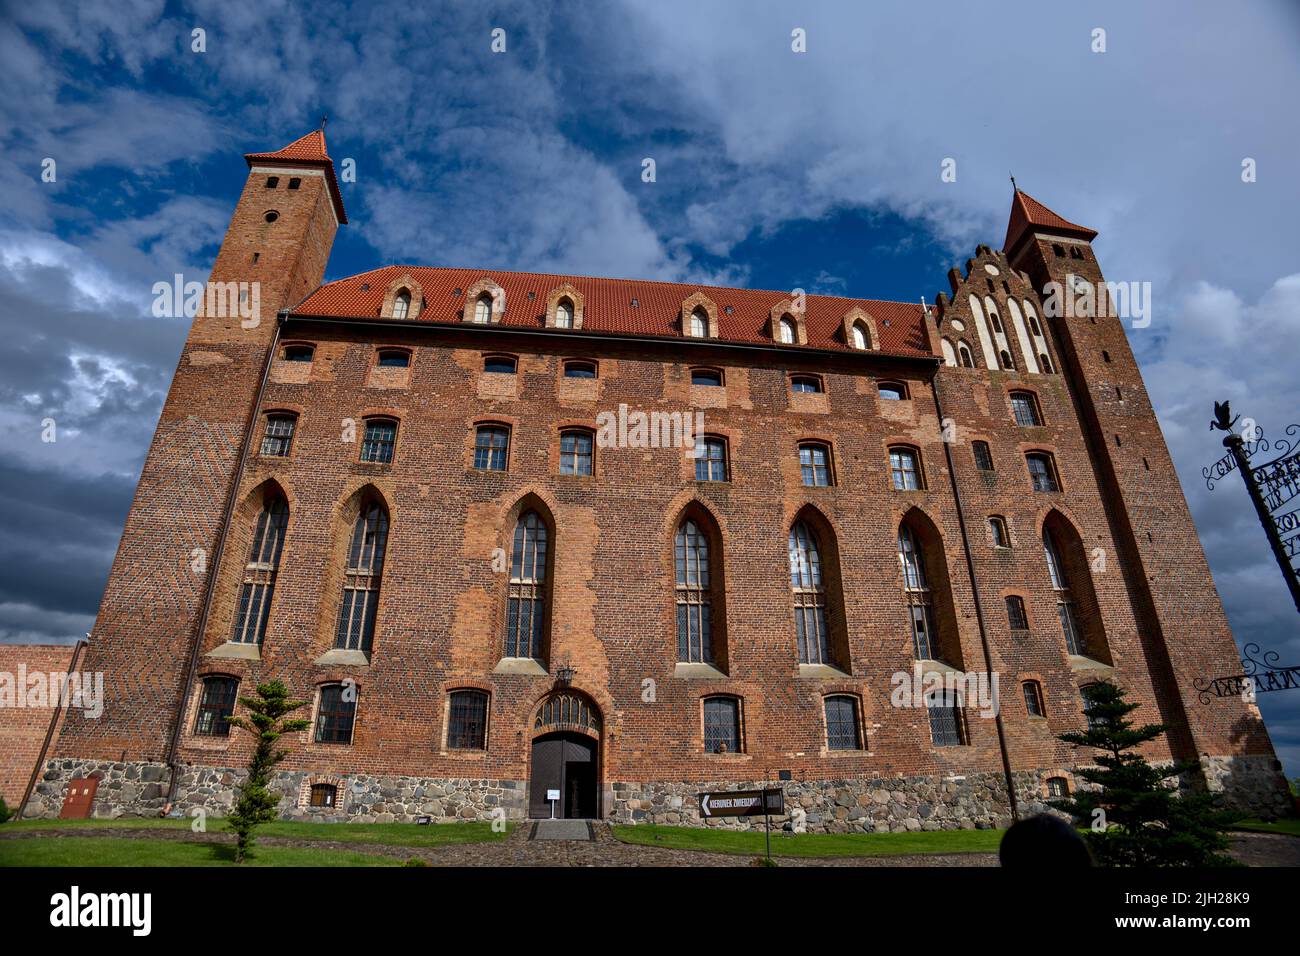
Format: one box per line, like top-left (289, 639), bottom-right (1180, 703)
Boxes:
top-left (26, 756), bottom-right (1291, 826)
top-left (1202, 753), bottom-right (1293, 817)
top-left (25, 759), bottom-right (525, 823)
top-left (610, 770), bottom-right (1046, 833)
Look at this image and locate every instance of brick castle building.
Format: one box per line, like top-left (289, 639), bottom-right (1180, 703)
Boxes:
top-left (22, 129), bottom-right (1290, 827)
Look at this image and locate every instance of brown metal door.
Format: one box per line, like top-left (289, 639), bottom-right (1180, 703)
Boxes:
top-left (59, 777), bottom-right (98, 818)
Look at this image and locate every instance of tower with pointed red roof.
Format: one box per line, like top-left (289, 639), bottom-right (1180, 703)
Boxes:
top-left (1003, 188), bottom-right (1280, 797)
top-left (50, 129), bottom-right (345, 764)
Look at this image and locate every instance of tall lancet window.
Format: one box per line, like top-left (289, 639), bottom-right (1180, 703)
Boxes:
top-left (232, 495), bottom-right (289, 645)
top-left (675, 519), bottom-right (712, 663)
top-left (334, 501), bottom-right (389, 653)
top-left (506, 511), bottom-right (547, 659)
top-left (898, 523), bottom-right (936, 661)
top-left (1044, 529), bottom-right (1085, 656)
top-left (556, 299), bottom-right (573, 328)
top-left (789, 521), bottom-right (829, 665)
top-left (474, 293), bottom-right (493, 324)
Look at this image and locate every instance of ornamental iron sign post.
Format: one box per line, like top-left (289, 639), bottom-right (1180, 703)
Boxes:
top-left (1193, 643), bottom-right (1300, 705)
top-left (1207, 401), bottom-right (1300, 614)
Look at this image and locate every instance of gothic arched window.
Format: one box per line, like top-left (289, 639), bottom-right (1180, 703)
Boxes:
top-left (898, 523), bottom-right (936, 661)
top-left (675, 519), bottom-right (713, 663)
top-left (334, 500), bottom-right (388, 653)
top-left (391, 290), bottom-right (411, 320)
top-left (506, 510), bottom-right (547, 659)
top-left (232, 494), bottom-right (289, 645)
top-left (789, 521), bottom-right (829, 665)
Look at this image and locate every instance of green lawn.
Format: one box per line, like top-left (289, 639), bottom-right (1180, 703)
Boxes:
top-left (1232, 817), bottom-right (1300, 838)
top-left (3, 817), bottom-right (512, 848)
top-left (612, 823), bottom-right (1004, 858)
top-left (0, 837), bottom-right (400, 867)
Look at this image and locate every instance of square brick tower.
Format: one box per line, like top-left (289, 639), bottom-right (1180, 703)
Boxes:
top-left (1004, 190), bottom-right (1285, 802)
top-left (51, 131), bottom-right (345, 770)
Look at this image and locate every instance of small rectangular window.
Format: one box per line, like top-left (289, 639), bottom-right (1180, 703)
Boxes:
top-left (315, 684), bottom-right (357, 744)
top-left (1011, 392), bottom-right (1042, 426)
top-left (703, 697), bottom-right (742, 754)
top-left (377, 350), bottom-right (410, 368)
top-left (973, 441), bottom-right (994, 471)
top-left (695, 437), bottom-right (728, 482)
top-left (194, 677), bottom-right (238, 737)
top-left (361, 420), bottom-right (397, 463)
top-left (1006, 595), bottom-right (1029, 631)
top-left (799, 443), bottom-right (831, 487)
top-left (927, 693), bottom-right (966, 747)
top-left (473, 426), bottom-right (509, 471)
top-left (447, 691), bottom-right (489, 750)
top-left (691, 368), bottom-right (723, 387)
top-left (484, 356), bottom-right (516, 374)
top-left (1027, 453), bottom-right (1059, 492)
top-left (824, 696), bottom-right (861, 751)
top-left (288, 177), bottom-right (302, 190)
top-left (1023, 681), bottom-right (1045, 718)
top-left (560, 430), bottom-right (593, 476)
top-left (889, 447), bottom-right (922, 490)
top-left (260, 414), bottom-right (296, 457)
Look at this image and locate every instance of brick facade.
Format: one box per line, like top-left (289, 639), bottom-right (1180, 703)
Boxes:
top-left (0, 643), bottom-right (78, 807)
top-left (34, 133), bottom-right (1289, 825)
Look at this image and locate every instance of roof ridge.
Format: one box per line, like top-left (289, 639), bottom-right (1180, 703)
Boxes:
top-left (316, 264), bottom-right (925, 307)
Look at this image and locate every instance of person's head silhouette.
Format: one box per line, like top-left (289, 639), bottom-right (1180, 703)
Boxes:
top-left (999, 813), bottom-right (1093, 867)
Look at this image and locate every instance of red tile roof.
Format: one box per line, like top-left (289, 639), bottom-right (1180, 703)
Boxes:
top-left (289, 266), bottom-right (934, 357)
top-left (245, 129), bottom-right (348, 224)
top-left (1003, 190), bottom-right (1096, 252)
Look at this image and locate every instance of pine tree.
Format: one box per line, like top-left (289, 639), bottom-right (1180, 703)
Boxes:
top-left (224, 680), bottom-right (309, 863)
top-left (1050, 681), bottom-right (1237, 866)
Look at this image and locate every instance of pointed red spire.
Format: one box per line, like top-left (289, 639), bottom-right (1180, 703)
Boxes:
top-left (1003, 189), bottom-right (1095, 253)
top-left (244, 129), bottom-right (332, 164)
top-left (244, 127), bottom-right (347, 224)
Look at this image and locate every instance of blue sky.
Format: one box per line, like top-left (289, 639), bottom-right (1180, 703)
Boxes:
top-left (1, 0), bottom-right (1298, 777)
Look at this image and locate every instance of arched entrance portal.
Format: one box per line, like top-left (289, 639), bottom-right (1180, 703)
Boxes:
top-left (528, 691), bottom-right (601, 819)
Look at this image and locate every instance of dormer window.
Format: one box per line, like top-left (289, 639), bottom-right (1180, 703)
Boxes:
top-left (391, 291), bottom-right (411, 320)
top-left (778, 317), bottom-right (796, 344)
top-left (556, 300), bottom-right (574, 329)
top-left (474, 294), bottom-right (493, 325)
top-left (688, 309), bottom-right (708, 338)
top-left (851, 324), bottom-right (867, 350)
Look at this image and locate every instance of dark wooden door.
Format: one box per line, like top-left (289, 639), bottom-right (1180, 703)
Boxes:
top-left (529, 732), bottom-right (597, 818)
top-left (59, 777), bottom-right (98, 818)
